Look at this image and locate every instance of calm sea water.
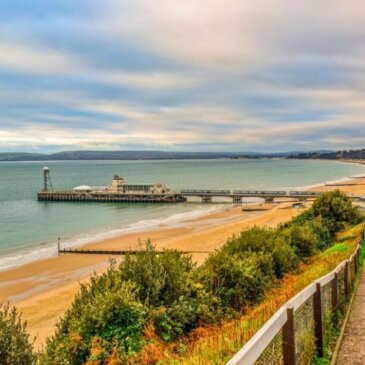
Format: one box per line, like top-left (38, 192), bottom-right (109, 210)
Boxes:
top-left (0, 159), bottom-right (364, 270)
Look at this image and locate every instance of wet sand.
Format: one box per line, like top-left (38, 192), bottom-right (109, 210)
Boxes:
top-left (1, 177), bottom-right (365, 349)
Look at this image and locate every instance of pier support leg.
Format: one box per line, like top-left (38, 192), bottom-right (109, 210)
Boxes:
top-left (202, 196), bottom-right (212, 203)
top-left (233, 197), bottom-right (242, 205)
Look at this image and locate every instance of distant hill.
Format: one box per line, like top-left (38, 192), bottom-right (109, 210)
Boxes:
top-left (288, 149), bottom-right (365, 160)
top-left (0, 150), bottom-right (260, 161)
top-left (0, 152), bottom-right (46, 161)
top-left (0, 149), bottom-right (340, 161)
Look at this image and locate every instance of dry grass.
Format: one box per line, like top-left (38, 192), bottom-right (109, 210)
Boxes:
top-left (148, 223), bottom-right (364, 365)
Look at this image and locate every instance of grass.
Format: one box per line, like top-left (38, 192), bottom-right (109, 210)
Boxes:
top-left (147, 223), bottom-right (364, 365)
top-left (314, 233), bottom-right (365, 365)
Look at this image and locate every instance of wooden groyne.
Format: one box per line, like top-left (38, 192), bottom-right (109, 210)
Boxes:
top-left (58, 247), bottom-right (209, 255)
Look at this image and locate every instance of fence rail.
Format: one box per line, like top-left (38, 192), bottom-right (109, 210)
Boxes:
top-left (227, 227), bottom-right (364, 365)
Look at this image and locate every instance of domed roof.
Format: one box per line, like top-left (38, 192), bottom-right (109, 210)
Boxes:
top-left (73, 185), bottom-right (92, 191)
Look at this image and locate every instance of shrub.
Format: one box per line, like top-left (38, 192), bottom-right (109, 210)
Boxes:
top-left (119, 241), bottom-right (195, 307)
top-left (222, 227), bottom-right (298, 278)
top-left (153, 296), bottom-right (198, 341)
top-left (222, 227), bottom-right (275, 255)
top-left (313, 190), bottom-right (363, 236)
top-left (40, 273), bottom-right (146, 365)
top-left (199, 250), bottom-right (275, 311)
top-left (0, 304), bottom-right (35, 365)
top-left (284, 222), bottom-right (318, 258)
top-left (310, 216), bottom-right (332, 250)
top-left (289, 208), bottom-right (315, 226)
top-left (271, 235), bottom-right (299, 277)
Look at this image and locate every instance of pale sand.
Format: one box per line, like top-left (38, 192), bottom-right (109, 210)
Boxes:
top-left (1, 177), bottom-right (365, 349)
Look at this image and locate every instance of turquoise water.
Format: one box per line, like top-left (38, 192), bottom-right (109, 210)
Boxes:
top-left (0, 159), bottom-right (364, 270)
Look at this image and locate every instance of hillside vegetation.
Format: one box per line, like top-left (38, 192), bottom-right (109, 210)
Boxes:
top-left (0, 191), bottom-right (363, 364)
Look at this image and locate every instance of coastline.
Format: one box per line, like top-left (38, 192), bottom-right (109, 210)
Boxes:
top-left (2, 159), bottom-right (362, 273)
top-left (1, 175), bottom-right (365, 349)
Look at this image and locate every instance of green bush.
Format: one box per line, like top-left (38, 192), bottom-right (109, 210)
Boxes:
top-left (271, 235), bottom-right (299, 277)
top-left (153, 296), bottom-right (198, 341)
top-left (40, 272), bottom-right (146, 365)
top-left (310, 216), bottom-right (332, 250)
top-left (284, 222), bottom-right (318, 258)
top-left (222, 227), bottom-right (298, 278)
top-left (0, 304), bottom-right (35, 365)
top-left (199, 250), bottom-right (274, 311)
top-left (119, 241), bottom-right (195, 307)
top-left (313, 190), bottom-right (363, 236)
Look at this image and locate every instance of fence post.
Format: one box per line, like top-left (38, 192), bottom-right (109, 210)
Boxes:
top-left (354, 250), bottom-right (358, 275)
top-left (313, 283), bottom-right (323, 357)
top-left (331, 273), bottom-right (339, 327)
top-left (282, 307), bottom-right (296, 365)
top-left (344, 261), bottom-right (350, 299)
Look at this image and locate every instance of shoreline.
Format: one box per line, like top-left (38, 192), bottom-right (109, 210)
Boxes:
top-left (0, 204), bottom-right (227, 272)
top-left (1, 174), bottom-right (365, 349)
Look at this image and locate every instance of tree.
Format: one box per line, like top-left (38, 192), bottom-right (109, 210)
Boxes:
top-left (313, 190), bottom-right (362, 236)
top-left (0, 304), bottom-right (35, 365)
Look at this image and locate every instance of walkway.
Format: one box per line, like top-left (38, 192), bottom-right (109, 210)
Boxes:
top-left (336, 266), bottom-right (365, 364)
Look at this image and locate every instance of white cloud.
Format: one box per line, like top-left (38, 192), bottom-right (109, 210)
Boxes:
top-left (101, 0), bottom-right (365, 71)
top-left (0, 41), bottom-right (198, 90)
top-left (1, 0), bottom-right (365, 151)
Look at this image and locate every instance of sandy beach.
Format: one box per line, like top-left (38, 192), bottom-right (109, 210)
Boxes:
top-left (1, 176), bottom-right (365, 349)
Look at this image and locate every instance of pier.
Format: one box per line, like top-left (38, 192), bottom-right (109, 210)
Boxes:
top-left (38, 188), bottom-right (328, 204)
top-left (180, 189), bottom-right (324, 203)
top-left (37, 168), bottom-right (364, 204)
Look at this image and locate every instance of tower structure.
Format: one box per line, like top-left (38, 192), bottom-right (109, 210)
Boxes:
top-left (43, 167), bottom-right (50, 192)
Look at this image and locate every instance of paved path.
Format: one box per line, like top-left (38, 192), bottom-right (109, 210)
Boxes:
top-left (336, 267), bottom-right (365, 364)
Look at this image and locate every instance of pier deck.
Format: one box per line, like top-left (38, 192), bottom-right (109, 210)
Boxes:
top-left (38, 191), bottom-right (186, 203)
top-left (36, 189), bottom-right (361, 204)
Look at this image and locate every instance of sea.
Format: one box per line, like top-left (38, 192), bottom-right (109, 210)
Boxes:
top-left (0, 159), bottom-right (364, 271)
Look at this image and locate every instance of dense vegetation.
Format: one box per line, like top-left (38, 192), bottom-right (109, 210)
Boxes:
top-left (0, 190), bottom-right (362, 364)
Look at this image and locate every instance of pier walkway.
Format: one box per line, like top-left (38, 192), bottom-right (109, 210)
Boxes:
top-left (336, 265), bottom-right (365, 364)
top-left (39, 189), bottom-right (331, 204)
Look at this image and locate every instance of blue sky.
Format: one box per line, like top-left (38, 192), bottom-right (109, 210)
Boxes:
top-left (1, 0), bottom-right (365, 153)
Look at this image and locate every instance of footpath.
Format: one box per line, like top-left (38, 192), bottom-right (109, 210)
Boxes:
top-left (336, 267), bottom-right (365, 364)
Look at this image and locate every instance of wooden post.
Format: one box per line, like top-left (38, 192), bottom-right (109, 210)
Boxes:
top-left (344, 261), bottom-right (350, 299)
top-left (313, 283), bottom-right (323, 358)
top-left (355, 250), bottom-right (359, 275)
top-left (57, 237), bottom-right (61, 256)
top-left (332, 273), bottom-right (339, 327)
top-left (282, 307), bottom-right (296, 365)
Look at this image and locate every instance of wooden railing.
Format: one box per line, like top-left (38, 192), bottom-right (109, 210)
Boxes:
top-left (227, 228), bottom-right (364, 365)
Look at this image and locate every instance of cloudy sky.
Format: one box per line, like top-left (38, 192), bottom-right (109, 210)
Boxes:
top-left (1, 0), bottom-right (365, 153)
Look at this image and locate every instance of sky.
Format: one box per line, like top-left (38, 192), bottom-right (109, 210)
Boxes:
top-left (1, 0), bottom-right (365, 153)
